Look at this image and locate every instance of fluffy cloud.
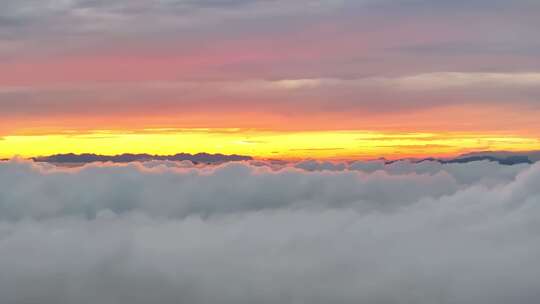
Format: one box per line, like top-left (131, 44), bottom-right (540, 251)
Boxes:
top-left (0, 159), bottom-right (539, 303)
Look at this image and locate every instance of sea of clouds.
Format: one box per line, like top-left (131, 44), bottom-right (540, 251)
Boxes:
top-left (0, 158), bottom-right (539, 304)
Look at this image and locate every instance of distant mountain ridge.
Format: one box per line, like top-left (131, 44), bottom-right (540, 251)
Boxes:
top-left (21, 150), bottom-right (540, 166)
top-left (388, 151), bottom-right (540, 166)
top-left (32, 153), bottom-right (252, 164)
top-left (456, 151), bottom-right (540, 162)
top-left (409, 155), bottom-right (533, 166)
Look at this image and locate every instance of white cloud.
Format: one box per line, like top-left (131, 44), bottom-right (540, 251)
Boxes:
top-left (265, 73), bottom-right (540, 91)
top-left (388, 72), bottom-right (540, 90)
top-left (0, 159), bottom-right (539, 303)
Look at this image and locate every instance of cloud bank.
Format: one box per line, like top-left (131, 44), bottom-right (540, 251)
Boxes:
top-left (1, 159), bottom-right (539, 303)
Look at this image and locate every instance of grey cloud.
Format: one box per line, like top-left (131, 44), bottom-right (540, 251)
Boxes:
top-left (0, 159), bottom-right (462, 220)
top-left (0, 158), bottom-right (531, 220)
top-left (369, 0), bottom-right (540, 11)
top-left (393, 41), bottom-right (540, 57)
top-left (0, 0), bottom-right (335, 31)
top-left (0, 160), bottom-right (540, 303)
top-left (291, 158), bottom-right (529, 186)
top-left (349, 159), bottom-right (385, 172)
top-left (1, 74), bottom-right (540, 119)
top-left (294, 159), bottom-right (347, 171)
top-left (1, 0), bottom-right (538, 75)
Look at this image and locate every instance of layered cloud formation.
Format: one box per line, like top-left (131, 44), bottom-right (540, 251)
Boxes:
top-left (1, 159), bottom-right (539, 303)
top-left (1, 0), bottom-right (540, 136)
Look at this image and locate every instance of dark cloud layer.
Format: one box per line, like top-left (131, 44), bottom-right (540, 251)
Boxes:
top-left (0, 159), bottom-right (539, 303)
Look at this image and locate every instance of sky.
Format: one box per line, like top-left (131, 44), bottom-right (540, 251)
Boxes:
top-left (2, 2), bottom-right (540, 301)
top-left (1, 0), bottom-right (540, 158)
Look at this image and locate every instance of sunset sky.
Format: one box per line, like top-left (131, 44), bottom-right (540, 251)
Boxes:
top-left (1, 0), bottom-right (540, 158)
top-left (3, 2), bottom-right (540, 302)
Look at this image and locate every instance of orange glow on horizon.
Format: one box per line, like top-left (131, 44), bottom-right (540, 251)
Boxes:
top-left (2, 129), bottom-right (539, 160)
top-left (2, 102), bottom-right (539, 160)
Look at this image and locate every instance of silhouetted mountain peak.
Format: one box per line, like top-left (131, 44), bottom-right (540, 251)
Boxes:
top-left (33, 153), bottom-right (252, 164)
